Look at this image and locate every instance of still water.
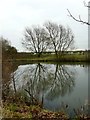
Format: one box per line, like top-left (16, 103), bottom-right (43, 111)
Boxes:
top-left (10, 63), bottom-right (88, 116)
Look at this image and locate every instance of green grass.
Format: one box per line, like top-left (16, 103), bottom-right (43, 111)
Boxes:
top-left (2, 102), bottom-right (68, 119)
top-left (14, 53), bottom-right (89, 62)
top-left (2, 102), bottom-right (89, 119)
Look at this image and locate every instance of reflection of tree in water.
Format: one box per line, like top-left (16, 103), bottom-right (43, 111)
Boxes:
top-left (20, 63), bottom-right (52, 104)
top-left (14, 63), bottom-right (75, 105)
top-left (46, 64), bottom-right (75, 101)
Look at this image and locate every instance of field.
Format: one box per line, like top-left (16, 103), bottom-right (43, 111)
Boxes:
top-left (12, 51), bottom-right (89, 62)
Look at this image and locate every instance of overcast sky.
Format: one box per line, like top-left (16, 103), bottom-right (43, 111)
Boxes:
top-left (0, 0), bottom-right (89, 51)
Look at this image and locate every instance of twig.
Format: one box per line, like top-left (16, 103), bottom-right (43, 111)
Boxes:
top-left (67, 9), bottom-right (90, 25)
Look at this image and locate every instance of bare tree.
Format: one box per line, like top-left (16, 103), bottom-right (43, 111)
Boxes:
top-left (67, 1), bottom-right (90, 25)
top-left (22, 27), bottom-right (49, 57)
top-left (44, 21), bottom-right (74, 57)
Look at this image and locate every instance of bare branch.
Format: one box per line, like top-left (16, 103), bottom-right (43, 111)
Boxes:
top-left (44, 21), bottom-right (74, 57)
top-left (67, 9), bottom-right (90, 25)
top-left (22, 26), bottom-right (50, 57)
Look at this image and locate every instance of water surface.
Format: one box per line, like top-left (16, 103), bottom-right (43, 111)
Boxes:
top-left (10, 63), bottom-right (88, 116)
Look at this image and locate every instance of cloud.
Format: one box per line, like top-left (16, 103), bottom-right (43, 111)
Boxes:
top-left (0, 0), bottom-right (89, 51)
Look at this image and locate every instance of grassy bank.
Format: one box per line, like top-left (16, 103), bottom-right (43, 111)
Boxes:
top-left (2, 102), bottom-right (89, 119)
top-left (11, 52), bottom-right (89, 62)
top-left (2, 102), bottom-right (69, 119)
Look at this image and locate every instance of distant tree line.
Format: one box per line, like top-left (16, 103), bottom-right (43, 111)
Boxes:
top-left (22, 21), bottom-right (75, 58)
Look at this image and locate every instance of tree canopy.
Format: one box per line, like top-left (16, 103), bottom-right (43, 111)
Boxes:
top-left (44, 21), bottom-right (74, 57)
top-left (0, 37), bottom-right (17, 59)
top-left (22, 21), bottom-right (75, 57)
top-left (22, 27), bottom-right (49, 57)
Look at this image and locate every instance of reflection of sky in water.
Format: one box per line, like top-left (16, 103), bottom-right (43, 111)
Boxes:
top-left (11, 64), bottom-right (88, 116)
top-left (44, 65), bottom-right (88, 116)
top-left (12, 64), bottom-right (36, 89)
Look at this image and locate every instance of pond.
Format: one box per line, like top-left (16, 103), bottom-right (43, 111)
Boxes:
top-left (4, 62), bottom-right (89, 117)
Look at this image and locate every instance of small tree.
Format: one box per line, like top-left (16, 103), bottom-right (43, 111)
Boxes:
top-left (22, 27), bottom-right (49, 57)
top-left (44, 21), bottom-right (74, 57)
top-left (0, 37), bottom-right (17, 59)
